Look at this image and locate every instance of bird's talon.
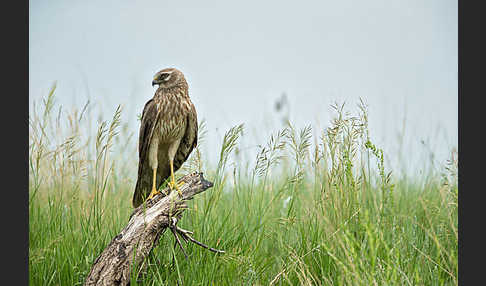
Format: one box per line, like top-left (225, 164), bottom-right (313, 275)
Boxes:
top-left (147, 188), bottom-right (160, 200)
top-left (168, 180), bottom-right (185, 188)
top-left (169, 180), bottom-right (185, 197)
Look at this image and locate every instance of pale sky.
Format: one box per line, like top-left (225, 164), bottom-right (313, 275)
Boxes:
top-left (29, 0), bottom-right (457, 176)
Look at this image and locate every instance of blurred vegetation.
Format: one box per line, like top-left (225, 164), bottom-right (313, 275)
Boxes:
top-left (29, 84), bottom-right (457, 285)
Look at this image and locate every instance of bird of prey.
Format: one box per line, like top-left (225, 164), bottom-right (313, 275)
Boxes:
top-left (132, 68), bottom-right (198, 208)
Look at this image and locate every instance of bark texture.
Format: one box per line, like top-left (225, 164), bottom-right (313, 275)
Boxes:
top-left (84, 172), bottom-right (214, 286)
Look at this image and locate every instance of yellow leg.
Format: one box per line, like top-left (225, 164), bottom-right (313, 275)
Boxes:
top-left (168, 159), bottom-right (184, 196)
top-left (147, 168), bottom-right (160, 200)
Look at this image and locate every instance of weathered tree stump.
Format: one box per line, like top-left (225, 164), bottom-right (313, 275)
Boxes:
top-left (84, 172), bottom-right (223, 286)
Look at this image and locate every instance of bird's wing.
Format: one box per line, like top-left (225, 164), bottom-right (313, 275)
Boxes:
top-left (138, 98), bottom-right (159, 161)
top-left (173, 102), bottom-right (198, 172)
top-left (133, 99), bottom-right (159, 207)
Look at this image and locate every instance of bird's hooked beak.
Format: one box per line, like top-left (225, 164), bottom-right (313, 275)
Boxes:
top-left (152, 79), bottom-right (157, 87)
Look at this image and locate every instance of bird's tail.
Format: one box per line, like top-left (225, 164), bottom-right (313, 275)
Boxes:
top-left (132, 176), bottom-right (148, 208)
top-left (132, 168), bottom-right (170, 208)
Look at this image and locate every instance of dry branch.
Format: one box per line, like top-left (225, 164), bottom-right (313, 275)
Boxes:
top-left (84, 172), bottom-right (223, 286)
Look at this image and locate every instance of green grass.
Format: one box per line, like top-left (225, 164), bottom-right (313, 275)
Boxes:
top-left (29, 85), bottom-right (457, 285)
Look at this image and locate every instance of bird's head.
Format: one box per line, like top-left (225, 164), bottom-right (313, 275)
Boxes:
top-left (152, 68), bottom-right (185, 89)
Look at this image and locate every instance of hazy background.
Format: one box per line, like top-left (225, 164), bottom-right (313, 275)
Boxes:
top-left (29, 0), bottom-right (457, 176)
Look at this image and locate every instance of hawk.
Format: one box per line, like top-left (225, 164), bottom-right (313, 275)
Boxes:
top-left (132, 68), bottom-right (198, 208)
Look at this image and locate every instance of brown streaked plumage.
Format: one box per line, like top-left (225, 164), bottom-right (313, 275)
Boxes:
top-left (132, 68), bottom-right (198, 208)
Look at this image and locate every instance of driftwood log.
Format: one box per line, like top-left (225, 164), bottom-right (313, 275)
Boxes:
top-left (84, 172), bottom-right (224, 286)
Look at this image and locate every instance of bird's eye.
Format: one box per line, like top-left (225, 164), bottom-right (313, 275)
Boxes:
top-left (161, 73), bottom-right (172, 81)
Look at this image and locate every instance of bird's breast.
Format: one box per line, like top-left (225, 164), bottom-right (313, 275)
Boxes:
top-left (157, 117), bottom-right (186, 142)
top-left (154, 93), bottom-right (191, 143)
